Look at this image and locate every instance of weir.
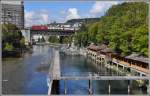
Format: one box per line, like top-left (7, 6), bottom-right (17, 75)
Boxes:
top-left (48, 49), bottom-right (61, 95)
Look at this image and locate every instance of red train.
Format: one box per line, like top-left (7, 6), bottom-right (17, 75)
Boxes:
top-left (31, 25), bottom-right (48, 30)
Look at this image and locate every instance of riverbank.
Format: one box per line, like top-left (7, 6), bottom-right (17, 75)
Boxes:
top-left (60, 44), bottom-right (87, 56)
top-left (2, 45), bottom-right (33, 58)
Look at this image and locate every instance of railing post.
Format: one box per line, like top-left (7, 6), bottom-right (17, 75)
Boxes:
top-left (147, 83), bottom-right (149, 94)
top-left (117, 63), bottom-right (119, 75)
top-left (128, 80), bottom-right (130, 94)
top-left (88, 79), bottom-right (92, 95)
top-left (108, 80), bottom-right (111, 94)
top-left (88, 73), bottom-right (93, 95)
top-left (64, 79), bottom-right (67, 95)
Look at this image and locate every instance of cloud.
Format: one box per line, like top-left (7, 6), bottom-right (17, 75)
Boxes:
top-left (25, 9), bottom-right (50, 27)
top-left (90, 1), bottom-right (120, 17)
top-left (66, 8), bottom-right (80, 20)
top-left (60, 10), bottom-right (66, 15)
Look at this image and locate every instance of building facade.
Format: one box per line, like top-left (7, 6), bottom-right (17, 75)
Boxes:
top-left (1, 0), bottom-right (24, 29)
top-left (21, 28), bottom-right (30, 45)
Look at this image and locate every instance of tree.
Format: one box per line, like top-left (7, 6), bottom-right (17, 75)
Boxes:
top-left (3, 42), bottom-right (13, 51)
top-left (2, 23), bottom-right (25, 53)
top-left (74, 2), bottom-right (148, 57)
top-left (48, 36), bottom-right (59, 43)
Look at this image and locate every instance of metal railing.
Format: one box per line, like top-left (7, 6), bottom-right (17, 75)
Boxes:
top-left (61, 72), bottom-right (125, 77)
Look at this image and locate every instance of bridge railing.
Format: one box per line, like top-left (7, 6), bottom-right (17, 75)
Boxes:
top-left (51, 71), bottom-right (149, 80)
top-left (60, 71), bottom-right (135, 77)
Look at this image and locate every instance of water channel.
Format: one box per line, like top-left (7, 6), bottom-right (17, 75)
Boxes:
top-left (2, 45), bottom-right (147, 95)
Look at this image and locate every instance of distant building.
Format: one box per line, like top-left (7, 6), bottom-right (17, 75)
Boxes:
top-left (47, 22), bottom-right (75, 30)
top-left (1, 0), bottom-right (24, 29)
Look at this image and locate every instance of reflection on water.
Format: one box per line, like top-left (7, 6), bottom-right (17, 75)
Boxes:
top-left (2, 45), bottom-right (52, 94)
top-left (2, 45), bottom-right (147, 95)
top-left (35, 64), bottom-right (50, 72)
top-left (58, 52), bottom-right (147, 95)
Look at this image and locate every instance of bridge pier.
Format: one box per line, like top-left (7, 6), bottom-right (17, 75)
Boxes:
top-left (51, 80), bottom-right (59, 94)
top-left (43, 35), bottom-right (49, 43)
top-left (59, 36), bottom-right (63, 44)
top-left (21, 29), bottom-right (31, 45)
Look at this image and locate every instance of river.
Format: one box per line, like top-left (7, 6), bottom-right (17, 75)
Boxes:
top-left (2, 45), bottom-right (147, 95)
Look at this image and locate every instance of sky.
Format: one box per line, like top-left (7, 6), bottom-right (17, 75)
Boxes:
top-left (24, 1), bottom-right (122, 27)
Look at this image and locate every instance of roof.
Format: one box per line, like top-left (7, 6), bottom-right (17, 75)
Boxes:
top-left (126, 54), bottom-right (149, 64)
top-left (111, 54), bottom-right (148, 67)
top-left (87, 44), bottom-right (109, 52)
top-left (87, 44), bottom-right (100, 51)
top-left (98, 44), bottom-right (107, 50)
top-left (101, 48), bottom-right (113, 53)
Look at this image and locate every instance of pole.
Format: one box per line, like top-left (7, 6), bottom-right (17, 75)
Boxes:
top-left (88, 79), bottom-right (92, 95)
top-left (64, 79), bottom-right (67, 94)
top-left (117, 63), bottom-right (119, 75)
top-left (108, 80), bottom-right (111, 94)
top-left (128, 80), bottom-right (130, 94)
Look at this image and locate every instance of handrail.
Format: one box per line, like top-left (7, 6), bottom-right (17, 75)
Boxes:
top-left (60, 71), bottom-right (144, 77)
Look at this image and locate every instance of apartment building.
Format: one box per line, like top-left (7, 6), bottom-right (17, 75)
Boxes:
top-left (1, 0), bottom-right (24, 29)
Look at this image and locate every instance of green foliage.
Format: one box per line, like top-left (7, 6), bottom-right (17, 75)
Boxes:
top-left (48, 36), bottom-right (72, 44)
top-left (62, 36), bottom-right (72, 44)
top-left (20, 37), bottom-right (25, 47)
top-left (74, 24), bottom-right (89, 47)
top-left (74, 2), bottom-right (148, 57)
top-left (88, 22), bottom-right (99, 43)
top-left (48, 36), bottom-right (59, 43)
top-left (3, 42), bottom-right (13, 51)
top-left (2, 23), bottom-right (25, 52)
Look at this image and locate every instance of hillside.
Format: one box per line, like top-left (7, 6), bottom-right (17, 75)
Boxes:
top-left (74, 2), bottom-right (148, 57)
top-left (66, 18), bottom-right (100, 24)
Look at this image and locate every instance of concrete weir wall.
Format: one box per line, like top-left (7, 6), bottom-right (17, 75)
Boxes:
top-left (51, 80), bottom-right (60, 94)
top-left (52, 50), bottom-right (61, 78)
top-left (48, 50), bottom-right (61, 95)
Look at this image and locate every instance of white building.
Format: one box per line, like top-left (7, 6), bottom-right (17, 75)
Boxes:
top-left (47, 23), bottom-right (75, 30)
top-left (21, 29), bottom-right (30, 45)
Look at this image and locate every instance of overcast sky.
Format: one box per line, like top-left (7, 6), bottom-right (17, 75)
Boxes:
top-left (24, 1), bottom-right (122, 27)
